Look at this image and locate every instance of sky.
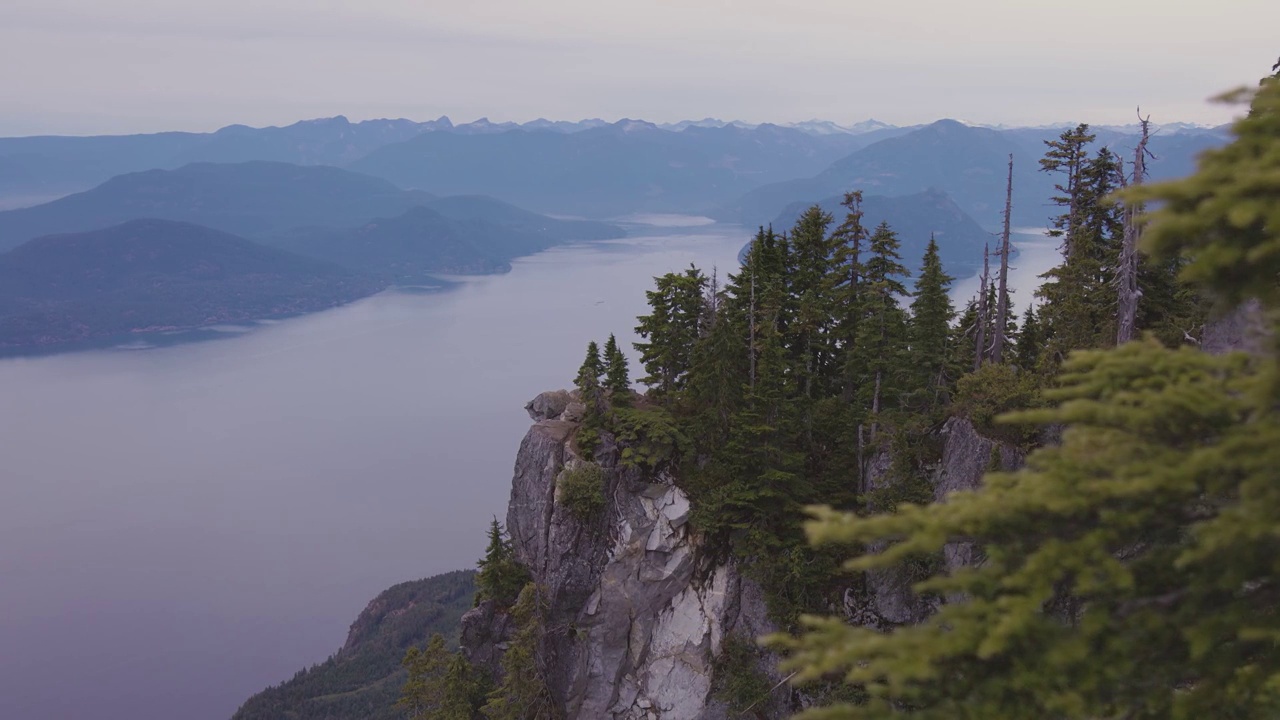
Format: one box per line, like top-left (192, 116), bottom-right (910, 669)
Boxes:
top-left (0, 0), bottom-right (1277, 135)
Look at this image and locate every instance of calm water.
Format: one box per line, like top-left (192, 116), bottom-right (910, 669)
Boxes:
top-left (0, 223), bottom-right (747, 720)
top-left (949, 228), bottom-right (1060, 311)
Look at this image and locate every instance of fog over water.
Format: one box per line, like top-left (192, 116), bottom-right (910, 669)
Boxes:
top-left (0, 223), bottom-right (746, 720)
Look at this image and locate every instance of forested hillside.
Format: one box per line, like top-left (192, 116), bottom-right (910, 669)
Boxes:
top-left (232, 571), bottom-right (476, 720)
top-left (385, 53), bottom-right (1280, 720)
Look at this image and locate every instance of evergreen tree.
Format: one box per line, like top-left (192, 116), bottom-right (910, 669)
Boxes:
top-left (1039, 123), bottom-right (1096, 253)
top-left (482, 584), bottom-right (560, 720)
top-left (849, 222), bottom-right (910, 436)
top-left (574, 342), bottom-right (605, 456)
top-left (474, 519), bottom-right (527, 608)
top-left (1038, 144), bottom-right (1124, 360)
top-left (602, 334), bottom-right (631, 406)
top-left (827, 192), bottom-right (869, 401)
top-left (574, 341), bottom-right (603, 395)
top-left (1012, 304), bottom-right (1042, 371)
top-left (399, 634), bottom-right (484, 720)
top-left (773, 73), bottom-right (1280, 720)
top-left (907, 236), bottom-right (955, 406)
top-left (634, 265), bottom-right (707, 398)
top-left (786, 205), bottom-right (837, 401)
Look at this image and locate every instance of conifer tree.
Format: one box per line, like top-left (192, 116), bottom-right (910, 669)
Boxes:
top-left (482, 584), bottom-right (560, 720)
top-left (474, 518), bottom-right (527, 607)
top-left (849, 222), bottom-right (910, 439)
top-left (399, 634), bottom-right (483, 720)
top-left (1038, 145), bottom-right (1124, 360)
top-left (574, 341), bottom-right (605, 455)
top-left (1040, 123), bottom-right (1096, 254)
top-left (787, 205), bottom-right (836, 401)
top-left (634, 265), bottom-right (707, 398)
top-left (827, 192), bottom-right (868, 401)
top-left (602, 334), bottom-right (631, 406)
top-left (908, 236), bottom-right (955, 406)
top-left (1012, 304), bottom-right (1042, 371)
top-left (574, 341), bottom-right (603, 395)
top-left (773, 73), bottom-right (1280, 720)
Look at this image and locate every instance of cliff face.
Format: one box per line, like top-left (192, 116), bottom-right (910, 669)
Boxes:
top-left (464, 394), bottom-right (1026, 720)
top-left (462, 391), bottom-right (778, 720)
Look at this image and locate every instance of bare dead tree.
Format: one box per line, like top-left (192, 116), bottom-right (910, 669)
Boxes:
top-left (992, 154), bottom-right (1014, 363)
top-left (1116, 110), bottom-right (1152, 345)
top-left (749, 252), bottom-right (757, 390)
top-left (974, 243), bottom-right (990, 370)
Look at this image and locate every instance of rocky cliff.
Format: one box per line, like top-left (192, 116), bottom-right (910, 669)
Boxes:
top-left (462, 391), bottom-right (780, 720)
top-left (461, 393), bottom-right (1027, 720)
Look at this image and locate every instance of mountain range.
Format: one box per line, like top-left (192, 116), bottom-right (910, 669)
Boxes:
top-left (0, 165), bottom-right (626, 349)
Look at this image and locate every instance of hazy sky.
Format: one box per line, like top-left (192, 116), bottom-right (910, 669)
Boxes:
top-left (1, 0), bottom-right (1277, 135)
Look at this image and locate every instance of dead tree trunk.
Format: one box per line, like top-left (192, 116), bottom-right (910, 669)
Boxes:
top-left (1117, 112), bottom-right (1151, 345)
top-left (974, 243), bottom-right (990, 370)
top-left (749, 259), bottom-right (757, 390)
top-left (992, 154), bottom-right (1014, 363)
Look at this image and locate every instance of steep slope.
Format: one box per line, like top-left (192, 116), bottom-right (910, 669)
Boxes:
top-left (0, 219), bottom-right (382, 349)
top-left (347, 121), bottom-right (879, 217)
top-left (769, 189), bottom-right (992, 276)
top-left (232, 570), bottom-right (476, 720)
top-left (0, 162), bottom-right (432, 250)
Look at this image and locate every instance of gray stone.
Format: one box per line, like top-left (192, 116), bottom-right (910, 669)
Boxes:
top-left (525, 390), bottom-right (574, 421)
top-left (462, 390), bottom-right (786, 720)
top-left (1203, 299), bottom-right (1270, 356)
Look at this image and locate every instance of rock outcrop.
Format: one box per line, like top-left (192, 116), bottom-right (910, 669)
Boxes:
top-left (1203, 299), bottom-right (1271, 356)
top-left (467, 393), bottom-right (1028, 719)
top-left (462, 392), bottom-right (780, 720)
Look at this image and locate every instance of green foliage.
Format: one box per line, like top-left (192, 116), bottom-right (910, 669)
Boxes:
top-left (634, 265), bottom-right (707, 397)
top-left (399, 634), bottom-right (487, 720)
top-left (603, 333), bottom-right (632, 406)
top-left (574, 341), bottom-right (606, 457)
top-left (481, 584), bottom-right (560, 720)
top-left (556, 462), bottom-right (606, 522)
top-left (611, 405), bottom-right (687, 471)
top-left (774, 70), bottom-right (1280, 720)
top-left (232, 571), bottom-right (476, 720)
top-left (771, 341), bottom-right (1273, 719)
top-left (712, 636), bottom-right (774, 714)
top-left (474, 519), bottom-right (528, 608)
top-left (951, 362), bottom-right (1040, 446)
top-left (908, 236), bottom-right (956, 407)
top-left (574, 341), bottom-right (603, 395)
top-left (1012, 304), bottom-right (1042, 371)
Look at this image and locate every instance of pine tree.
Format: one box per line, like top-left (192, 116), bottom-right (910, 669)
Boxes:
top-left (399, 634), bottom-right (483, 720)
top-left (1040, 123), bottom-right (1096, 254)
top-left (1038, 145), bottom-right (1124, 360)
top-left (773, 73), bottom-right (1280, 720)
top-left (827, 192), bottom-right (869, 401)
top-left (634, 265), bottom-right (707, 398)
top-left (849, 222), bottom-right (910, 439)
top-left (908, 236), bottom-right (955, 406)
top-left (1012, 304), bottom-right (1042, 371)
top-left (574, 342), bottom-right (605, 456)
top-left (574, 341), bottom-right (603, 395)
top-left (482, 584), bottom-right (560, 720)
top-left (602, 334), bottom-right (631, 406)
top-left (787, 205), bottom-right (836, 401)
top-left (474, 519), bottom-right (527, 607)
